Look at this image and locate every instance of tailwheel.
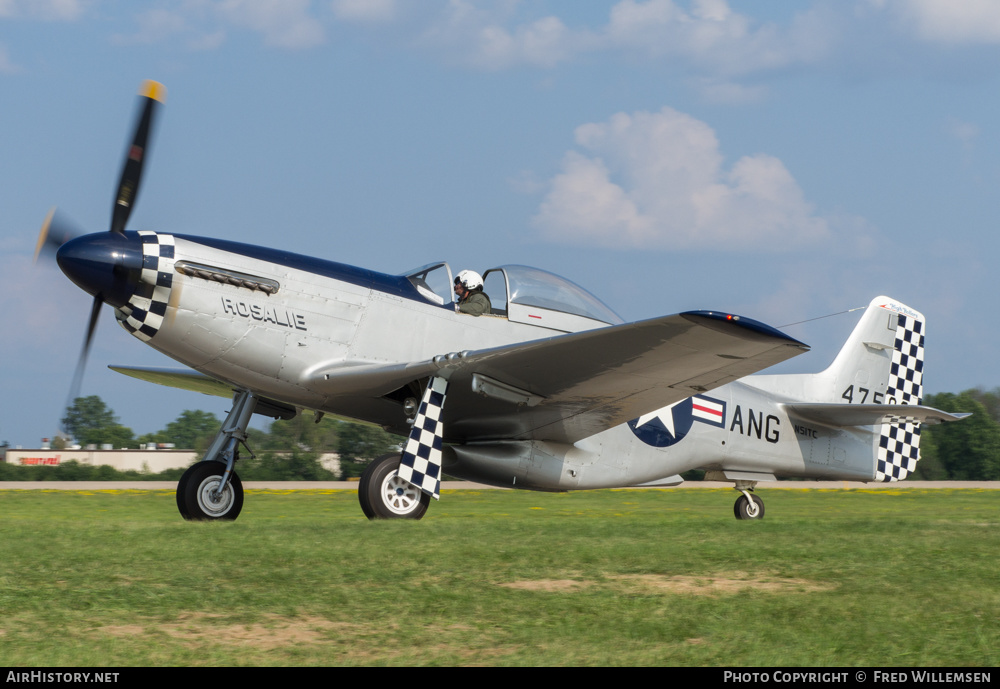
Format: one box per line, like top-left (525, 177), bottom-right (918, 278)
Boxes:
top-left (359, 452), bottom-right (430, 520)
top-left (734, 492), bottom-right (764, 520)
top-left (177, 461), bottom-right (244, 521)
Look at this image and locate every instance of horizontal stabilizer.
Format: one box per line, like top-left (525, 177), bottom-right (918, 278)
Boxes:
top-left (784, 403), bottom-right (970, 428)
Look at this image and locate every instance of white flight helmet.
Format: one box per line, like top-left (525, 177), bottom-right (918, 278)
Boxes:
top-left (455, 270), bottom-right (484, 290)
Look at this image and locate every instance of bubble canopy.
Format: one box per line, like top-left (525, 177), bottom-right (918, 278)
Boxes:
top-left (401, 261), bottom-right (623, 330)
top-left (489, 264), bottom-right (623, 326)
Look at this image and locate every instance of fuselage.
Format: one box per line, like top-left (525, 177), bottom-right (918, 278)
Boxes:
top-left (57, 230), bottom-right (880, 491)
top-left (445, 378), bottom-right (875, 491)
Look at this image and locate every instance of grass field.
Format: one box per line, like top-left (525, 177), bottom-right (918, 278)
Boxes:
top-left (0, 487), bottom-right (996, 667)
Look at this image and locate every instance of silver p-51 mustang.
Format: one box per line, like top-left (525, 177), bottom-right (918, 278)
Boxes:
top-left (40, 82), bottom-right (967, 521)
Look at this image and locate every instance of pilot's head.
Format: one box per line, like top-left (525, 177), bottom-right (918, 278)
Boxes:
top-left (454, 270), bottom-right (483, 299)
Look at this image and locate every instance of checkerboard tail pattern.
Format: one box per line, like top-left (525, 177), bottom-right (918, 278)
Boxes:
top-left (876, 312), bottom-right (925, 482)
top-left (398, 376), bottom-right (449, 500)
top-left (117, 231), bottom-right (176, 342)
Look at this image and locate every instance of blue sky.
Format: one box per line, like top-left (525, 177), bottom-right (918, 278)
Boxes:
top-left (2, 0), bottom-right (999, 447)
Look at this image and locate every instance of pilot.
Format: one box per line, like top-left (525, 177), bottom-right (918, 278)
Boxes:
top-left (454, 270), bottom-right (491, 316)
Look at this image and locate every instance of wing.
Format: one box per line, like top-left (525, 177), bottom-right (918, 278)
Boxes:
top-left (312, 311), bottom-right (809, 444)
top-left (109, 365), bottom-right (297, 419)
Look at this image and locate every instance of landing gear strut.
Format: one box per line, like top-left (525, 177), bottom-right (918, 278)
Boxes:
top-left (356, 375), bottom-right (448, 520)
top-left (176, 390), bottom-right (257, 521)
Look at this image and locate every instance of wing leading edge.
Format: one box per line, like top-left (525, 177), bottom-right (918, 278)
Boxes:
top-left (108, 365), bottom-right (297, 420)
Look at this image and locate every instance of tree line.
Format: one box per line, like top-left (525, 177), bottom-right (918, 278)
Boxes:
top-left (3, 395), bottom-right (400, 481)
top-left (915, 391), bottom-right (1000, 480)
top-left (4, 391), bottom-right (998, 481)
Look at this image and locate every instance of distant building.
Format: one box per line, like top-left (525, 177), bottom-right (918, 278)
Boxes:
top-left (4, 448), bottom-right (197, 473)
top-left (2, 448), bottom-right (341, 475)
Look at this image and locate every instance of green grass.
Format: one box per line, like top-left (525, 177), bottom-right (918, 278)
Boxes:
top-left (0, 487), bottom-right (996, 666)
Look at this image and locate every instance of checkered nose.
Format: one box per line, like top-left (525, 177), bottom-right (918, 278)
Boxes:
top-left (56, 231), bottom-right (144, 309)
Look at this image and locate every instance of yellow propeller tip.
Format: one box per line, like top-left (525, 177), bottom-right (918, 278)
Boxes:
top-left (140, 80), bottom-right (167, 104)
top-left (34, 207), bottom-right (56, 264)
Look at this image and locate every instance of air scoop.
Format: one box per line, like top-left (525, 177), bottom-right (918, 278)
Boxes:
top-left (57, 231), bottom-right (144, 309)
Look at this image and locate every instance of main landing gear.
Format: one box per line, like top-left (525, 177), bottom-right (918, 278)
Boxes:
top-left (358, 452), bottom-right (430, 520)
top-left (176, 390), bottom-right (257, 521)
top-left (732, 480), bottom-right (764, 520)
top-left (356, 374), bottom-right (446, 520)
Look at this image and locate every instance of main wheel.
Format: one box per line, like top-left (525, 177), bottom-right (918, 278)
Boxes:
top-left (358, 452), bottom-right (430, 520)
top-left (734, 493), bottom-right (764, 520)
top-left (177, 461), bottom-right (244, 521)
top-left (176, 463), bottom-right (196, 519)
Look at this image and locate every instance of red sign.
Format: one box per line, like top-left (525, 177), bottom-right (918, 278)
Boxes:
top-left (19, 456), bottom-right (61, 466)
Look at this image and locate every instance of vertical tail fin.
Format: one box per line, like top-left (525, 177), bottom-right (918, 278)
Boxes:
top-left (820, 298), bottom-right (921, 401)
top-left (753, 296), bottom-right (927, 481)
top-left (819, 298), bottom-right (924, 403)
top-left (822, 297), bottom-right (926, 481)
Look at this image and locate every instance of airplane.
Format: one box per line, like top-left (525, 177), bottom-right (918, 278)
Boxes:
top-left (37, 81), bottom-right (968, 522)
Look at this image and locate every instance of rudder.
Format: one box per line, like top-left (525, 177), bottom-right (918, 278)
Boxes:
top-left (875, 304), bottom-right (925, 481)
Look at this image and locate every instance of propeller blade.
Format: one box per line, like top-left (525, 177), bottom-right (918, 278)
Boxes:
top-left (34, 207), bottom-right (84, 264)
top-left (52, 79), bottom-right (167, 438)
top-left (63, 295), bottom-right (104, 431)
top-left (110, 80), bottom-right (166, 236)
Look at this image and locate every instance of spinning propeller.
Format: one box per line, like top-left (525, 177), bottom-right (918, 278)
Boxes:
top-left (36, 80), bottom-right (167, 426)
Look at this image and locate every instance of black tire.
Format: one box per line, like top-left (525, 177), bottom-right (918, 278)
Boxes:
top-left (176, 463), bottom-right (197, 519)
top-left (734, 493), bottom-right (764, 520)
top-left (358, 452), bottom-right (430, 520)
top-left (177, 461), bottom-right (244, 521)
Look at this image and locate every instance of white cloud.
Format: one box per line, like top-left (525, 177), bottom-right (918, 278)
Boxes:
top-left (111, 5), bottom-right (229, 51)
top-left (476, 15), bottom-right (577, 69)
top-left (419, 1), bottom-right (587, 69)
top-left (99, 1), bottom-right (838, 80)
top-left (606, 0), bottom-right (835, 76)
top-left (532, 107), bottom-right (829, 251)
top-left (331, 0), bottom-right (396, 23)
top-left (112, 8), bottom-right (189, 45)
top-left (606, 0), bottom-right (784, 73)
top-left (0, 0), bottom-right (84, 21)
top-left (216, 0), bottom-right (324, 49)
top-left (876, 0), bottom-right (1000, 44)
top-left (419, 0), bottom-right (831, 79)
top-left (117, 0), bottom-right (325, 51)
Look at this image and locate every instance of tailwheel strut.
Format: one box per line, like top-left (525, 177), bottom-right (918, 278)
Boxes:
top-left (733, 480), bottom-right (764, 520)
